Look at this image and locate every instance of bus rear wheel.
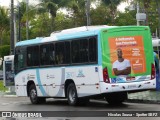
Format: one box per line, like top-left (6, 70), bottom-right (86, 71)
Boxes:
top-left (29, 84), bottom-right (46, 104)
top-left (105, 92), bottom-right (127, 105)
top-left (67, 83), bottom-right (78, 106)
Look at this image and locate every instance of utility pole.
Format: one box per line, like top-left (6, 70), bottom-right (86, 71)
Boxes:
top-left (137, 1), bottom-right (140, 26)
top-left (26, 0), bottom-right (29, 40)
top-left (18, 1), bottom-right (21, 42)
top-left (85, 0), bottom-right (91, 26)
top-left (10, 0), bottom-right (15, 55)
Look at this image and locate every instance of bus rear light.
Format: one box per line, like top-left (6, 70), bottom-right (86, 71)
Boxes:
top-left (151, 63), bottom-right (155, 80)
top-left (103, 67), bottom-right (110, 83)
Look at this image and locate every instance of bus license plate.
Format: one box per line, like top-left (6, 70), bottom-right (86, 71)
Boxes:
top-left (128, 84), bottom-right (137, 89)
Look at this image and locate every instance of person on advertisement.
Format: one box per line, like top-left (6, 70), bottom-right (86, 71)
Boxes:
top-left (112, 48), bottom-right (131, 77)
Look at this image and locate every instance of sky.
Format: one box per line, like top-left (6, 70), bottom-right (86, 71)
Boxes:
top-left (0, 0), bottom-right (39, 7)
top-left (0, 0), bottom-right (129, 12)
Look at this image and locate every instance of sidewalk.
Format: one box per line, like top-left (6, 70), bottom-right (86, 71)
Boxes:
top-left (127, 90), bottom-right (160, 104)
top-left (0, 91), bottom-right (17, 97)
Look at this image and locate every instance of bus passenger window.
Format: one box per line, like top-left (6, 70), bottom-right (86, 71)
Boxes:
top-left (64, 41), bottom-right (71, 64)
top-left (15, 48), bottom-right (26, 72)
top-left (89, 37), bottom-right (97, 62)
top-left (55, 42), bottom-right (65, 65)
top-left (79, 39), bottom-right (89, 63)
top-left (71, 40), bottom-right (79, 63)
top-left (49, 44), bottom-right (55, 65)
top-left (40, 44), bottom-right (50, 65)
top-left (27, 46), bottom-right (39, 67)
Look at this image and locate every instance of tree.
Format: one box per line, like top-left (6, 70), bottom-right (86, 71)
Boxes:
top-left (90, 4), bottom-right (111, 25)
top-left (29, 13), bottom-right (51, 38)
top-left (16, 2), bottom-right (35, 40)
top-left (67, 0), bottom-right (86, 27)
top-left (40, 0), bottom-right (70, 32)
top-left (0, 7), bottom-right (10, 46)
top-left (115, 8), bottom-right (136, 26)
top-left (129, 0), bottom-right (158, 35)
top-left (54, 12), bottom-right (74, 30)
top-left (0, 45), bottom-right (10, 58)
top-left (101, 0), bottom-right (122, 25)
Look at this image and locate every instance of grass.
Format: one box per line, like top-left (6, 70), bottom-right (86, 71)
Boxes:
top-left (0, 81), bottom-right (8, 92)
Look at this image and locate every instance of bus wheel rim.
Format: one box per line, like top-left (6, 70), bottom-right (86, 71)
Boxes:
top-left (69, 88), bottom-right (76, 103)
top-left (31, 89), bottom-right (37, 101)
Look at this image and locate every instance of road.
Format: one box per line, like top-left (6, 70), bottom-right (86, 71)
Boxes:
top-left (0, 96), bottom-right (160, 120)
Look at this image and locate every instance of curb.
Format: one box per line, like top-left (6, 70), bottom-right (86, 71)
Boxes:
top-left (0, 94), bottom-right (17, 97)
top-left (3, 95), bottom-right (17, 97)
top-left (127, 99), bottom-right (160, 104)
top-left (0, 92), bottom-right (17, 97)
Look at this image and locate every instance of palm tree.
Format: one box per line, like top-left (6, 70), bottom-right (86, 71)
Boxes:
top-left (15, 2), bottom-right (36, 40)
top-left (0, 6), bottom-right (10, 45)
top-left (101, 0), bottom-right (123, 25)
top-left (143, 0), bottom-right (150, 25)
top-left (40, 0), bottom-right (70, 32)
top-left (67, 0), bottom-right (86, 27)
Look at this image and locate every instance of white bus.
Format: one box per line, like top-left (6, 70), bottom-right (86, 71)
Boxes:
top-left (14, 26), bottom-right (156, 105)
top-left (152, 38), bottom-right (160, 56)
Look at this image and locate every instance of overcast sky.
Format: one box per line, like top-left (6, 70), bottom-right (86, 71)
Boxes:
top-left (0, 0), bottom-right (39, 7)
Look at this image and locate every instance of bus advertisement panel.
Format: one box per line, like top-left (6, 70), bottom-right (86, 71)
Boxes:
top-left (101, 27), bottom-right (154, 84)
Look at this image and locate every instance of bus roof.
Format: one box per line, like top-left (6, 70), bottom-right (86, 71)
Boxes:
top-left (15, 25), bottom-right (148, 47)
top-left (50, 25), bottom-right (112, 36)
top-left (16, 25), bottom-right (114, 47)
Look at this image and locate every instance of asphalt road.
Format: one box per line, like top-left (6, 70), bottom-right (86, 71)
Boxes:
top-left (0, 96), bottom-right (160, 120)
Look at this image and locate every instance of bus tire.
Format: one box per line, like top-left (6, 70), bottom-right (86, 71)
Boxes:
top-left (67, 83), bottom-right (78, 106)
top-left (29, 84), bottom-right (46, 104)
top-left (105, 92), bottom-right (127, 105)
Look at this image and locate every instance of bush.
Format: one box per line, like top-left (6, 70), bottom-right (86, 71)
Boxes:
top-left (0, 45), bottom-right (10, 70)
top-left (0, 45), bottom-right (10, 58)
top-left (0, 81), bottom-right (8, 91)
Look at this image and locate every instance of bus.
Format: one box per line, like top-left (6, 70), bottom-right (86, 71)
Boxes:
top-left (14, 26), bottom-right (156, 105)
top-left (152, 38), bottom-right (160, 57)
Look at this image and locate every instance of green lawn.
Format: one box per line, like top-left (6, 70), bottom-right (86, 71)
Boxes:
top-left (0, 81), bottom-right (8, 91)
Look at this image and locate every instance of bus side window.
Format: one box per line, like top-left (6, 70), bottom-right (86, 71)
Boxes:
top-left (49, 44), bottom-right (55, 65)
top-left (55, 42), bottom-right (65, 65)
top-left (40, 44), bottom-right (50, 65)
top-left (18, 54), bottom-right (24, 69)
top-left (89, 37), bottom-right (97, 62)
top-left (71, 40), bottom-right (79, 63)
top-left (64, 41), bottom-right (71, 64)
top-left (27, 46), bottom-right (39, 67)
top-left (15, 47), bottom-right (26, 72)
top-left (79, 39), bottom-right (89, 63)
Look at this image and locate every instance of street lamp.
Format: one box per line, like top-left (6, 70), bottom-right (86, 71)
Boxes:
top-left (26, 0), bottom-right (29, 40)
top-left (17, 1), bottom-right (21, 42)
top-left (85, 0), bottom-right (91, 26)
top-left (129, 1), bottom-right (146, 26)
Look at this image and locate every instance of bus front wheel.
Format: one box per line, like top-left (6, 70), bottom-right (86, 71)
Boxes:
top-left (29, 84), bottom-right (46, 104)
top-left (67, 83), bottom-right (78, 106)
